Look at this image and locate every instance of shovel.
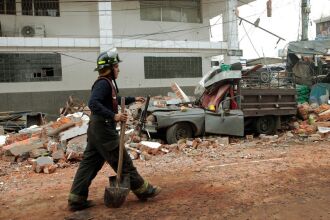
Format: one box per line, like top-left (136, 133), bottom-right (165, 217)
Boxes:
top-left (104, 97), bottom-right (130, 208)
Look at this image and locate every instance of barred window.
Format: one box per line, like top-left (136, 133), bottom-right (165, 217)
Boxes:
top-left (0, 0), bottom-right (16, 15)
top-left (140, 0), bottom-right (201, 23)
top-left (144, 56), bottom-right (202, 79)
top-left (0, 53), bottom-right (62, 83)
top-left (22, 0), bottom-right (60, 17)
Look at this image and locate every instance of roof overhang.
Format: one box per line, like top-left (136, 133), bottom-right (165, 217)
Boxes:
top-left (288, 39), bottom-right (330, 55)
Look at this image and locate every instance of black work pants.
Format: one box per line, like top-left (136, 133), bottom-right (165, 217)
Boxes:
top-left (70, 115), bottom-right (144, 199)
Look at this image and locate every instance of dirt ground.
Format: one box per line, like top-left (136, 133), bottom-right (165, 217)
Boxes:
top-left (0, 138), bottom-right (330, 220)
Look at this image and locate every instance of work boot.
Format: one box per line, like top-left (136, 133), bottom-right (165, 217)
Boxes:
top-left (68, 193), bottom-right (95, 211)
top-left (133, 181), bottom-right (161, 201)
top-left (68, 200), bottom-right (95, 211)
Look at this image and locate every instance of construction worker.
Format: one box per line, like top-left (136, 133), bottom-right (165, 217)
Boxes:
top-left (68, 48), bottom-right (161, 211)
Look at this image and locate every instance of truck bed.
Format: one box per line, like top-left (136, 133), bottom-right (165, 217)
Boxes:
top-left (240, 88), bottom-right (297, 117)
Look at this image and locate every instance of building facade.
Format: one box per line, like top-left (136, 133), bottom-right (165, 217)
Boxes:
top-left (0, 0), bottom-right (254, 115)
top-left (315, 16), bottom-right (330, 40)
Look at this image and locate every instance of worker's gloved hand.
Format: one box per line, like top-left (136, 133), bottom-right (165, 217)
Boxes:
top-left (114, 113), bottom-right (128, 122)
top-left (135, 97), bottom-right (145, 103)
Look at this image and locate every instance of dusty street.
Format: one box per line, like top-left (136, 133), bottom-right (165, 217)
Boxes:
top-left (0, 138), bottom-right (330, 220)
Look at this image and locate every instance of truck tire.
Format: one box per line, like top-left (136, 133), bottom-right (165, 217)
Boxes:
top-left (256, 116), bottom-right (276, 135)
top-left (166, 122), bottom-right (193, 144)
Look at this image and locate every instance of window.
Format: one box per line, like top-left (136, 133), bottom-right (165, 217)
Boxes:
top-left (140, 0), bottom-right (201, 23)
top-left (0, 0), bottom-right (16, 15)
top-left (144, 56), bottom-right (202, 79)
top-left (22, 0), bottom-right (60, 17)
top-left (0, 53), bottom-right (62, 83)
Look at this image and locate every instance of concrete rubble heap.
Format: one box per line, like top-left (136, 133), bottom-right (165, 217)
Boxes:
top-left (296, 103), bottom-right (330, 136)
top-left (1, 96), bottom-right (330, 175)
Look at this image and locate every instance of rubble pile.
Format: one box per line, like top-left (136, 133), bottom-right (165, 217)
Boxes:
top-left (296, 103), bottom-right (330, 135)
top-left (1, 93), bottom-right (330, 175)
top-left (0, 113), bottom-right (88, 174)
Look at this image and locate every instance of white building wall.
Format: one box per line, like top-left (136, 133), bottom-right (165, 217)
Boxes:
top-left (111, 0), bottom-right (224, 42)
top-left (0, 0), bottom-right (255, 95)
top-left (0, 1), bottom-right (99, 37)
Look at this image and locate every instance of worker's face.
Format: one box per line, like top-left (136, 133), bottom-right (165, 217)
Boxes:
top-left (113, 64), bottom-right (119, 79)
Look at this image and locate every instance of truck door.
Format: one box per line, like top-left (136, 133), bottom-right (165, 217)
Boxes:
top-left (205, 109), bottom-right (244, 136)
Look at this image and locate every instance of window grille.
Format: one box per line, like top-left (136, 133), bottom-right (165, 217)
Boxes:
top-left (144, 56), bottom-right (202, 79)
top-left (22, 0), bottom-right (60, 17)
top-left (0, 0), bottom-right (16, 15)
top-left (0, 53), bottom-right (62, 83)
top-left (140, 0), bottom-right (201, 23)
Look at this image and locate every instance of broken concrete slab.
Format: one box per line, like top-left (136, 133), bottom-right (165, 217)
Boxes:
top-left (66, 134), bottom-right (87, 160)
top-left (140, 141), bottom-right (162, 149)
top-left (47, 140), bottom-right (62, 153)
top-left (52, 149), bottom-right (65, 160)
top-left (33, 156), bottom-right (54, 173)
top-left (59, 120), bottom-right (88, 141)
top-left (2, 136), bottom-right (45, 156)
top-left (48, 122), bottom-right (76, 137)
top-left (29, 148), bottom-right (48, 158)
top-left (36, 156), bottom-right (54, 166)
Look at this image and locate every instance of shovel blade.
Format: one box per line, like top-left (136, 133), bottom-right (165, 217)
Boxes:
top-left (104, 174), bottom-right (130, 208)
top-left (104, 186), bottom-right (130, 208)
top-left (109, 174), bottom-right (130, 189)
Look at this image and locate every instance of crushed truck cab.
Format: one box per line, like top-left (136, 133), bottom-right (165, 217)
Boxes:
top-left (143, 66), bottom-right (297, 144)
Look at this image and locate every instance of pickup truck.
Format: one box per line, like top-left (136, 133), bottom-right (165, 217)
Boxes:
top-left (143, 67), bottom-right (297, 144)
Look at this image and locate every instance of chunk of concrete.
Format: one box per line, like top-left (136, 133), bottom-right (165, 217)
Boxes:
top-left (66, 135), bottom-right (87, 160)
top-left (36, 156), bottom-right (54, 166)
top-left (59, 120), bottom-right (88, 141)
top-left (29, 148), bottom-right (48, 158)
top-left (52, 149), bottom-right (65, 160)
top-left (43, 164), bottom-right (57, 174)
top-left (33, 156), bottom-right (54, 173)
top-left (2, 136), bottom-right (45, 156)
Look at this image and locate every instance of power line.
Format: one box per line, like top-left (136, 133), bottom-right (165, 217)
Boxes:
top-left (54, 52), bottom-right (95, 63)
top-left (242, 22), bottom-right (260, 57)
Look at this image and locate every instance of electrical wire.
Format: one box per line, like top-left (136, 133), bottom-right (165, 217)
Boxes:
top-left (242, 22), bottom-right (260, 58)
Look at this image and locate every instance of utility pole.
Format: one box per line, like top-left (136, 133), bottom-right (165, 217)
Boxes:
top-left (301, 0), bottom-right (310, 41)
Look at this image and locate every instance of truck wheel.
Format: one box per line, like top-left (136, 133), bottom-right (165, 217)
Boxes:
top-left (166, 122), bottom-right (193, 144)
top-left (256, 116), bottom-right (276, 135)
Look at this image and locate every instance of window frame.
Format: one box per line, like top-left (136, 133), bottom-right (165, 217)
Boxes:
top-left (22, 0), bottom-right (60, 17)
top-left (140, 0), bottom-right (202, 23)
top-left (144, 56), bottom-right (203, 79)
top-left (0, 0), bottom-right (16, 15)
top-left (0, 53), bottom-right (62, 83)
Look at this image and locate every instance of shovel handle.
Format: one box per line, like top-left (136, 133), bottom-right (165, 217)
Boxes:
top-left (116, 97), bottom-right (126, 186)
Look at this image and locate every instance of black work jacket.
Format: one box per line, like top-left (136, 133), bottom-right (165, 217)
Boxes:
top-left (88, 77), bottom-right (135, 123)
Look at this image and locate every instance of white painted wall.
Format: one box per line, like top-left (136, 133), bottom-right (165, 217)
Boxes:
top-left (111, 0), bottom-right (224, 42)
top-left (0, 1), bottom-right (99, 37)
